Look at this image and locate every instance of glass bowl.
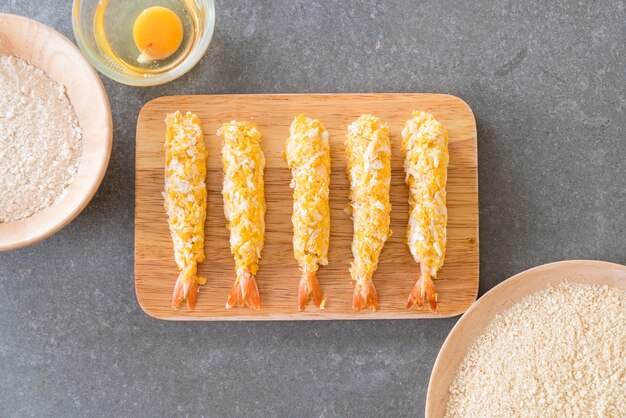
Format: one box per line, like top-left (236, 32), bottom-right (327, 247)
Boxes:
top-left (72, 0), bottom-right (215, 86)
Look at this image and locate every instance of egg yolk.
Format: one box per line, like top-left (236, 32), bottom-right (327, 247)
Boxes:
top-left (133, 6), bottom-right (183, 61)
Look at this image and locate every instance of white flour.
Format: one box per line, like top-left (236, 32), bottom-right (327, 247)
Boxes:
top-left (0, 55), bottom-right (82, 222)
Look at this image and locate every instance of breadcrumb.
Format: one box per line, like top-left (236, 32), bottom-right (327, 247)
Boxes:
top-left (445, 282), bottom-right (626, 418)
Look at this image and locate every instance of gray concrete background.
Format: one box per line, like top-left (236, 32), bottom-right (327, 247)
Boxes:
top-left (1, 0), bottom-right (624, 417)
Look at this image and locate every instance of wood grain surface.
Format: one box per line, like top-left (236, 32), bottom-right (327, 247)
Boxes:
top-left (426, 260), bottom-right (626, 418)
top-left (0, 13), bottom-right (112, 251)
top-left (135, 93), bottom-right (478, 320)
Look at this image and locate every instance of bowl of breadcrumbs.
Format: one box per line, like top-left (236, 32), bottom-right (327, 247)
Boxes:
top-left (0, 14), bottom-right (112, 250)
top-left (427, 260), bottom-right (626, 418)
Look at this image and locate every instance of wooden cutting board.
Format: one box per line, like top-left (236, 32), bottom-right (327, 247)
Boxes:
top-left (135, 93), bottom-right (478, 320)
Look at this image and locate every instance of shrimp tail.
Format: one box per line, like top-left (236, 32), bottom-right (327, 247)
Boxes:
top-left (172, 273), bottom-right (198, 310)
top-left (171, 264), bottom-right (206, 310)
top-left (352, 278), bottom-right (379, 312)
top-left (406, 264), bottom-right (438, 312)
top-left (298, 269), bottom-right (324, 311)
top-left (226, 268), bottom-right (261, 310)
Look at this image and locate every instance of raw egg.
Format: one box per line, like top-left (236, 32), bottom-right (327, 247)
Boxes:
top-left (133, 6), bottom-right (183, 62)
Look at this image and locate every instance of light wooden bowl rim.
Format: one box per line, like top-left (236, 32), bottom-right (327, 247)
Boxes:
top-left (0, 13), bottom-right (112, 251)
top-left (425, 259), bottom-right (626, 418)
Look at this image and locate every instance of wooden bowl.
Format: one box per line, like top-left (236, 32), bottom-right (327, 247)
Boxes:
top-left (426, 260), bottom-right (626, 418)
top-left (0, 14), bottom-right (112, 251)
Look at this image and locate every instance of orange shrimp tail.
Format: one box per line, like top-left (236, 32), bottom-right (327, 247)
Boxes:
top-left (226, 269), bottom-right (261, 310)
top-left (352, 279), bottom-right (379, 312)
top-left (171, 264), bottom-right (206, 310)
top-left (172, 275), bottom-right (186, 309)
top-left (298, 270), bottom-right (324, 311)
top-left (171, 277), bottom-right (199, 310)
top-left (406, 266), bottom-right (438, 312)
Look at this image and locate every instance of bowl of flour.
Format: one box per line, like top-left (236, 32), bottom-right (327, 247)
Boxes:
top-left (0, 14), bottom-right (112, 250)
